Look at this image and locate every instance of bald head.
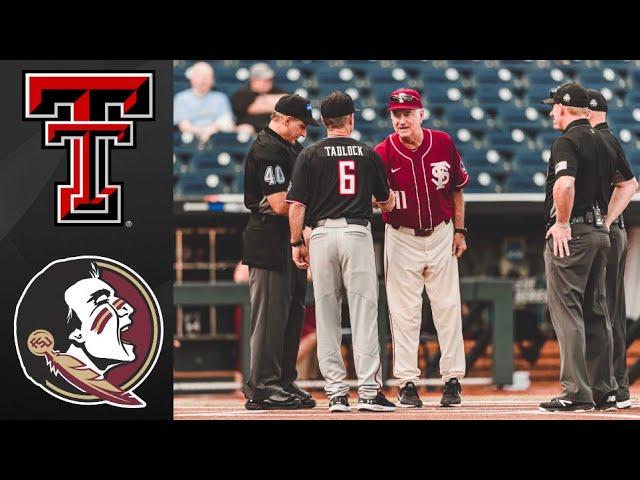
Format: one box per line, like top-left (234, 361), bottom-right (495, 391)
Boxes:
top-left (189, 62), bottom-right (214, 96)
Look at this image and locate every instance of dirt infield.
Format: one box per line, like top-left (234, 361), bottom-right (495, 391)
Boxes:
top-left (174, 385), bottom-right (640, 420)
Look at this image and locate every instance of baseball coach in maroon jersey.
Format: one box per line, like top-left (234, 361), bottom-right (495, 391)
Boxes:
top-left (374, 88), bottom-right (469, 408)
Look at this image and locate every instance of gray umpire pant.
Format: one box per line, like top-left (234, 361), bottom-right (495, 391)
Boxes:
top-left (606, 223), bottom-right (629, 397)
top-left (544, 222), bottom-right (615, 404)
top-left (243, 245), bottom-right (307, 401)
top-left (309, 218), bottom-right (383, 400)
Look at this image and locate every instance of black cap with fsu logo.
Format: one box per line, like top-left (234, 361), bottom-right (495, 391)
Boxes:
top-left (541, 82), bottom-right (590, 108)
top-left (274, 94), bottom-right (318, 126)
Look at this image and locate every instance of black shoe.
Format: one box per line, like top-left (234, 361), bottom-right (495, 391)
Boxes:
top-left (441, 378), bottom-right (462, 407)
top-left (285, 383), bottom-right (316, 409)
top-left (616, 389), bottom-right (632, 409)
top-left (244, 392), bottom-right (302, 411)
top-left (398, 382), bottom-right (423, 408)
top-left (538, 397), bottom-right (595, 412)
top-left (355, 392), bottom-right (396, 412)
top-left (328, 394), bottom-right (350, 412)
top-left (595, 393), bottom-right (617, 411)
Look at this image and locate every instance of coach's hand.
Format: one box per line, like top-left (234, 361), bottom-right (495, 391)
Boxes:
top-left (545, 223), bottom-right (571, 258)
top-left (452, 233), bottom-right (467, 258)
top-left (292, 245), bottom-right (310, 269)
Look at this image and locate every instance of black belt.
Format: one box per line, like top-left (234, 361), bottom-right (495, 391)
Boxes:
top-left (547, 212), bottom-right (622, 230)
top-left (313, 218), bottom-right (369, 229)
top-left (569, 213), bottom-right (594, 225)
top-left (570, 213), bottom-right (622, 226)
top-left (391, 218), bottom-right (449, 237)
top-left (392, 225), bottom-right (434, 237)
top-left (604, 215), bottom-right (624, 228)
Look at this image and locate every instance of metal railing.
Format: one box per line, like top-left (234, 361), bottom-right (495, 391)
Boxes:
top-left (174, 276), bottom-right (514, 387)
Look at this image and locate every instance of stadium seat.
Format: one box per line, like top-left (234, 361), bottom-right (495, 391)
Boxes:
top-left (515, 149), bottom-right (548, 168)
top-left (485, 131), bottom-right (523, 154)
top-left (475, 67), bottom-right (514, 86)
top-left (498, 105), bottom-right (545, 131)
top-left (421, 64), bottom-right (463, 85)
top-left (315, 65), bottom-right (358, 84)
top-left (175, 171), bottom-right (229, 196)
top-left (189, 152), bottom-right (242, 177)
top-left (527, 69), bottom-right (563, 88)
top-left (505, 167), bottom-right (547, 193)
top-left (464, 166), bottom-right (500, 193)
top-left (369, 67), bottom-right (412, 84)
top-left (577, 69), bottom-right (622, 91)
top-left (607, 109), bottom-right (639, 129)
top-left (424, 84), bottom-right (466, 106)
top-left (444, 105), bottom-right (489, 130)
top-left (475, 84), bottom-right (516, 109)
top-left (213, 66), bottom-right (241, 83)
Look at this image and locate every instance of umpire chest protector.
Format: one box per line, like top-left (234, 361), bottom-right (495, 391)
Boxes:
top-left (242, 127), bottom-right (302, 270)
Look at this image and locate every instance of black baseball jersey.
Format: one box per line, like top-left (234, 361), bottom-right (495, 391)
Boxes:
top-left (286, 136), bottom-right (390, 223)
top-left (595, 122), bottom-right (636, 194)
top-left (544, 119), bottom-right (621, 224)
top-left (244, 126), bottom-right (303, 214)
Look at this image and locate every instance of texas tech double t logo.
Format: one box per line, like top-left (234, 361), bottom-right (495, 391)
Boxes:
top-left (23, 73), bottom-right (154, 225)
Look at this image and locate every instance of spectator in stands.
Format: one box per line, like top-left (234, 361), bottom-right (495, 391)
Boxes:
top-left (231, 63), bottom-right (287, 135)
top-left (174, 61), bottom-right (234, 146)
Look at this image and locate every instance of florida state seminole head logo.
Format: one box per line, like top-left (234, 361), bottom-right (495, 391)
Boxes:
top-left (14, 256), bottom-right (162, 408)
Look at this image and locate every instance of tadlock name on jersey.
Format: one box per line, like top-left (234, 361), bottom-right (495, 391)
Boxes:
top-left (14, 256), bottom-right (163, 408)
top-left (23, 72), bottom-right (155, 225)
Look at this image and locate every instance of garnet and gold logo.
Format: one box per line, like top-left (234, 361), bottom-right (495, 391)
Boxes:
top-left (14, 256), bottom-right (163, 408)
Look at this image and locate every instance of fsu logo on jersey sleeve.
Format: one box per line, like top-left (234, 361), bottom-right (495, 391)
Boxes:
top-left (14, 256), bottom-right (163, 408)
top-left (23, 72), bottom-right (154, 225)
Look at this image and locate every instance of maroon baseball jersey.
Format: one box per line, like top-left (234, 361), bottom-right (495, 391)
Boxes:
top-left (374, 128), bottom-right (469, 230)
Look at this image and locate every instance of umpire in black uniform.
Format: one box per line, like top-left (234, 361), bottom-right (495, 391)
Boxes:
top-left (587, 89), bottom-right (638, 409)
top-left (241, 94), bottom-right (318, 410)
top-left (538, 82), bottom-right (622, 412)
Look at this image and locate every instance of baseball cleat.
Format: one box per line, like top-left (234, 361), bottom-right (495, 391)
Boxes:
top-left (440, 378), bottom-right (462, 407)
top-left (244, 392), bottom-right (302, 410)
top-left (285, 383), bottom-right (316, 409)
top-left (397, 382), bottom-right (423, 408)
top-left (355, 392), bottom-right (396, 412)
top-left (538, 397), bottom-right (595, 412)
top-left (616, 390), bottom-right (632, 409)
top-left (595, 394), bottom-right (617, 411)
top-left (328, 394), bottom-right (350, 412)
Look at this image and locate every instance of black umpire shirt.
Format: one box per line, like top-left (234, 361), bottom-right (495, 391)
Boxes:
top-left (243, 126), bottom-right (303, 270)
top-left (544, 118), bottom-right (624, 225)
top-left (286, 136), bottom-right (390, 223)
top-left (594, 122), bottom-right (636, 203)
top-left (244, 126), bottom-right (303, 214)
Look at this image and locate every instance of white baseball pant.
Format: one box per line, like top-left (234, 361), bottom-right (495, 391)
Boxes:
top-left (384, 220), bottom-right (466, 387)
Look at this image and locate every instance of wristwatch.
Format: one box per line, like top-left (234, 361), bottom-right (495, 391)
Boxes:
top-left (290, 238), bottom-right (304, 247)
top-left (454, 227), bottom-right (467, 236)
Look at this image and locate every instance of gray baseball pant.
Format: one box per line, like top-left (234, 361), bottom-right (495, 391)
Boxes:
top-left (309, 218), bottom-right (383, 400)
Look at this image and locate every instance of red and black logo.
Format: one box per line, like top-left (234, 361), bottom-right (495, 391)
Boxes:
top-left (23, 72), bottom-right (155, 225)
top-left (14, 256), bottom-right (163, 408)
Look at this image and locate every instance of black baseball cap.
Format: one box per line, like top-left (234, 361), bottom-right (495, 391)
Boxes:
top-left (274, 94), bottom-right (318, 126)
top-left (541, 82), bottom-right (590, 108)
top-left (320, 91), bottom-right (358, 119)
top-left (587, 88), bottom-right (608, 112)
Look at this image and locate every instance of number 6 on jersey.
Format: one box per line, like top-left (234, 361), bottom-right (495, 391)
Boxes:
top-left (338, 160), bottom-right (356, 195)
